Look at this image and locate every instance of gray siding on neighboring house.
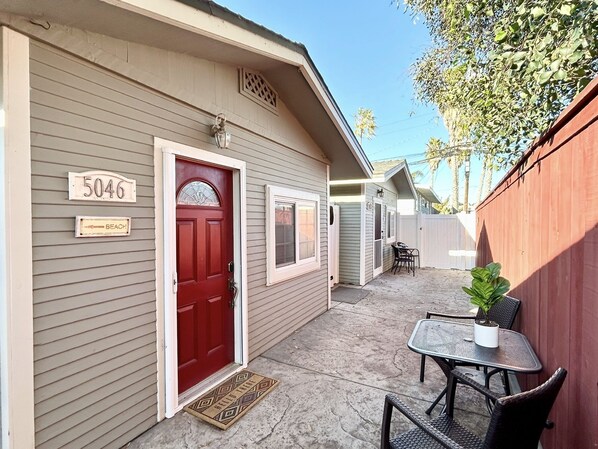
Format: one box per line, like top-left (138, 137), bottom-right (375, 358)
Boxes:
top-left (30, 38), bottom-right (329, 448)
top-left (334, 181), bottom-right (400, 286)
top-left (337, 202), bottom-right (361, 284)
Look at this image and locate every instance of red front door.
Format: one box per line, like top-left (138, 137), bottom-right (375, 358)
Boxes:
top-left (175, 159), bottom-right (235, 394)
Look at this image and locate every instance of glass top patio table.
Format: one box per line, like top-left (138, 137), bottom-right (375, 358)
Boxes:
top-left (408, 319), bottom-right (542, 373)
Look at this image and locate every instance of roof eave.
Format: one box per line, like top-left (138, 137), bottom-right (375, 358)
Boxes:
top-left (109, 0), bottom-right (374, 179)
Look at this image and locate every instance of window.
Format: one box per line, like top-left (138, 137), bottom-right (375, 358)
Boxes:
top-left (177, 180), bottom-right (220, 206)
top-left (266, 185), bottom-right (320, 285)
top-left (386, 208), bottom-right (396, 243)
top-left (275, 203), bottom-right (295, 266)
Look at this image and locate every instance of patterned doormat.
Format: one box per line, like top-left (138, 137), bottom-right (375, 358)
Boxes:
top-left (184, 370), bottom-right (279, 430)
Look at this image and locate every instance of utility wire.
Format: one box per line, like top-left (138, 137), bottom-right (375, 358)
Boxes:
top-left (376, 111), bottom-right (437, 128)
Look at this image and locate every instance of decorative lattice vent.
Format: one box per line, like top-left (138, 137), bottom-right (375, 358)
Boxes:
top-left (239, 68), bottom-right (278, 114)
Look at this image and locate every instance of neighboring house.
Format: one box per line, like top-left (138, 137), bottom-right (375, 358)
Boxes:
top-left (0, 2), bottom-right (373, 448)
top-left (397, 184), bottom-right (441, 215)
top-left (329, 159), bottom-right (417, 285)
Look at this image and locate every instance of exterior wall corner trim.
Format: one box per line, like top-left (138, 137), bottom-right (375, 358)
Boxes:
top-left (0, 27), bottom-right (34, 449)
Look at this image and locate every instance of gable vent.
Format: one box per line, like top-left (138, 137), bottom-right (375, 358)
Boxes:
top-left (239, 68), bottom-right (279, 114)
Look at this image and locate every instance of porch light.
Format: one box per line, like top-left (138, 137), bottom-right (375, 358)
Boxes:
top-left (377, 188), bottom-right (384, 198)
top-left (212, 113), bottom-right (231, 149)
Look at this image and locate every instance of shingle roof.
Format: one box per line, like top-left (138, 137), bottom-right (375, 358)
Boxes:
top-left (415, 184), bottom-right (441, 204)
top-left (371, 159), bottom-right (406, 177)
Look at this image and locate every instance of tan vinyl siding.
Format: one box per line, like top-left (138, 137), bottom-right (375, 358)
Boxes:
top-left (337, 203), bottom-right (362, 284)
top-left (30, 38), bottom-right (329, 448)
top-left (247, 193), bottom-right (329, 357)
top-left (30, 42), bottom-right (158, 449)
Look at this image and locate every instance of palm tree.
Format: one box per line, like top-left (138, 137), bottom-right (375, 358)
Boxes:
top-left (425, 137), bottom-right (444, 189)
top-left (462, 151), bottom-right (472, 213)
top-left (411, 170), bottom-right (425, 183)
top-left (441, 109), bottom-right (464, 212)
top-left (354, 108), bottom-right (377, 144)
top-left (477, 154), bottom-right (488, 204)
top-left (476, 153), bottom-right (498, 204)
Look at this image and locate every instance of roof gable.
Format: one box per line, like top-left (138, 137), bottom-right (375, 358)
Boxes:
top-left (3, 0), bottom-right (373, 180)
top-left (333, 159), bottom-right (417, 200)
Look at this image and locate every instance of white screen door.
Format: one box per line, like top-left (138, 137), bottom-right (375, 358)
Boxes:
top-left (373, 200), bottom-right (384, 276)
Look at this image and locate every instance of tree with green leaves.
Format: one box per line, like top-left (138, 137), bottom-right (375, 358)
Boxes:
top-left (433, 197), bottom-right (455, 214)
top-left (353, 107), bottom-right (377, 144)
top-left (401, 0), bottom-right (598, 167)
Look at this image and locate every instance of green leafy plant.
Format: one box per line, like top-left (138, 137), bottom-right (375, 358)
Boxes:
top-left (462, 262), bottom-right (511, 324)
top-left (401, 0), bottom-right (598, 168)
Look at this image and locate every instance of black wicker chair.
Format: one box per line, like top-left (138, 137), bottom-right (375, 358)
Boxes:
top-left (391, 244), bottom-right (416, 276)
top-left (420, 296), bottom-right (521, 414)
top-left (397, 241), bottom-right (420, 268)
top-left (381, 367), bottom-right (567, 449)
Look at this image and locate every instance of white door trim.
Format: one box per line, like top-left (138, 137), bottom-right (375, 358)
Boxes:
top-left (0, 28), bottom-right (35, 449)
top-left (326, 165), bottom-right (331, 308)
top-left (372, 198), bottom-right (384, 277)
top-left (153, 137), bottom-right (248, 420)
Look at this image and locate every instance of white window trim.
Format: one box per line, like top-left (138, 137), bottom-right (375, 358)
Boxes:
top-left (386, 207), bottom-right (397, 244)
top-left (266, 185), bottom-right (320, 286)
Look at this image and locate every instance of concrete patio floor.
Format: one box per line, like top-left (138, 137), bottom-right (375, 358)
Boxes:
top-left (127, 268), bottom-right (496, 449)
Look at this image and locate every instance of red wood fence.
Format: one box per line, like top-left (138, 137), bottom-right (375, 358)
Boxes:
top-left (476, 77), bottom-right (598, 449)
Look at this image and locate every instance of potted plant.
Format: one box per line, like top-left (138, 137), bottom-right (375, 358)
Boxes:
top-left (462, 262), bottom-right (511, 348)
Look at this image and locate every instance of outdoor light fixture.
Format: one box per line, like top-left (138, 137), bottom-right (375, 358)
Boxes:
top-left (212, 113), bottom-right (231, 149)
top-left (377, 188), bottom-right (384, 198)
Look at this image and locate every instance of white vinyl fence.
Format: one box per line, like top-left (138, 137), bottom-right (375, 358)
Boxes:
top-left (397, 213), bottom-right (476, 270)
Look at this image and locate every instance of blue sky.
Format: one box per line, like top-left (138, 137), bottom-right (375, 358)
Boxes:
top-left (216, 0), bottom-right (485, 200)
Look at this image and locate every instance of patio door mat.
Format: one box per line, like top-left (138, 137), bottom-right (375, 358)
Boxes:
top-left (184, 370), bottom-right (279, 430)
top-left (332, 286), bottom-right (369, 304)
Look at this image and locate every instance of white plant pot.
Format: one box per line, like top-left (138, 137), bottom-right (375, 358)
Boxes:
top-left (474, 321), bottom-right (499, 348)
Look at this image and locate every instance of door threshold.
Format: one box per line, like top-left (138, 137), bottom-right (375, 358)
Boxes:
top-left (176, 363), bottom-right (243, 412)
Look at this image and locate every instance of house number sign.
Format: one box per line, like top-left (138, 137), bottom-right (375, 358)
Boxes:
top-left (69, 171), bottom-right (136, 202)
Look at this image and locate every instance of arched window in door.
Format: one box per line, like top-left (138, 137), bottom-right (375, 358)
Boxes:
top-left (177, 181), bottom-right (220, 207)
